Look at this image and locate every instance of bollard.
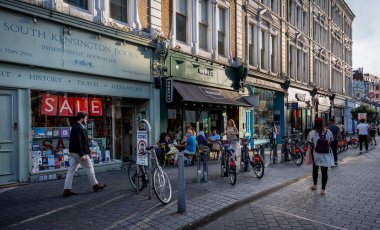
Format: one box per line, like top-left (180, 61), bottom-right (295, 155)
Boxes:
top-left (240, 147), bottom-right (245, 172)
top-left (196, 152), bottom-right (201, 183)
top-left (203, 152), bottom-right (208, 182)
top-left (260, 145), bottom-right (265, 161)
top-left (178, 153), bottom-right (186, 213)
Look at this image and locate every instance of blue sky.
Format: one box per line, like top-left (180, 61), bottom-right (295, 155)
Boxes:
top-left (345, 0), bottom-right (380, 76)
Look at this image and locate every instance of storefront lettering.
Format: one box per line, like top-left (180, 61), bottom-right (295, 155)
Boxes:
top-left (30, 74), bottom-right (62, 83)
top-left (3, 22), bottom-right (46, 39)
top-left (198, 68), bottom-right (213, 76)
top-left (111, 84), bottom-right (142, 92)
top-left (77, 80), bottom-right (100, 87)
top-left (0, 71), bottom-right (11, 78)
top-left (41, 138), bottom-right (66, 151)
top-left (41, 94), bottom-right (102, 116)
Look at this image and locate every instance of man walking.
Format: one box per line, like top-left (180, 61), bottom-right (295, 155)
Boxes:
top-left (63, 112), bottom-right (107, 197)
top-left (328, 118), bottom-right (340, 166)
top-left (356, 119), bottom-right (369, 154)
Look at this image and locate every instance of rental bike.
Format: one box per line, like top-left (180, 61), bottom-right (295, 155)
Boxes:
top-left (220, 140), bottom-right (237, 185)
top-left (241, 138), bottom-right (265, 178)
top-left (127, 145), bottom-right (172, 204)
top-left (281, 136), bottom-right (304, 166)
top-left (342, 132), bottom-right (359, 149)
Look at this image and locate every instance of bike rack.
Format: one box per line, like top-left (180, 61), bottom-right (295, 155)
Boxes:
top-left (196, 150), bottom-right (209, 183)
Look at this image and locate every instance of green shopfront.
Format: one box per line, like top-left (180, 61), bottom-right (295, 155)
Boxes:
top-left (0, 6), bottom-right (158, 184)
top-left (160, 51), bottom-right (248, 140)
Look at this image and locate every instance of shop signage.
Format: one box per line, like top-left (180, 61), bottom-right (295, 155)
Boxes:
top-left (136, 119), bottom-right (151, 166)
top-left (41, 94), bottom-right (102, 116)
top-left (165, 78), bottom-right (173, 103)
top-left (367, 92), bottom-right (376, 99)
top-left (200, 87), bottom-right (225, 99)
top-left (246, 78), bottom-right (283, 91)
top-left (0, 9), bottom-right (151, 82)
top-left (287, 102), bottom-right (299, 110)
top-left (295, 93), bottom-right (306, 102)
top-left (358, 113), bottom-right (367, 121)
top-left (244, 95), bottom-right (260, 107)
top-left (198, 68), bottom-right (213, 76)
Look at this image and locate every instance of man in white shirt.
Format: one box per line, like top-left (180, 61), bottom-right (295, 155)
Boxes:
top-left (356, 119), bottom-right (369, 154)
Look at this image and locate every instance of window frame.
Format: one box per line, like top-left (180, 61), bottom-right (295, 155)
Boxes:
top-left (198, 0), bottom-right (209, 51)
top-left (108, 0), bottom-right (132, 25)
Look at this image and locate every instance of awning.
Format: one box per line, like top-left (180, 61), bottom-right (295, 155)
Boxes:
top-left (173, 81), bottom-right (250, 106)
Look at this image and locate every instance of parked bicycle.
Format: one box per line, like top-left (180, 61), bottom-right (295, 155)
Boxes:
top-left (342, 132), bottom-right (359, 149)
top-left (241, 138), bottom-right (265, 178)
top-left (128, 145), bottom-right (172, 204)
top-left (220, 140), bottom-right (237, 185)
top-left (281, 136), bottom-right (304, 166)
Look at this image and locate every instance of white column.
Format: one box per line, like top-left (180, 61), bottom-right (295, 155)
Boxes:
top-left (170, 0), bottom-right (177, 48)
top-left (132, 0), bottom-right (141, 31)
top-left (192, 0), bottom-right (198, 54)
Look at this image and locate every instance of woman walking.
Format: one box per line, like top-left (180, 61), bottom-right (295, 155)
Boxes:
top-left (307, 118), bottom-right (335, 195)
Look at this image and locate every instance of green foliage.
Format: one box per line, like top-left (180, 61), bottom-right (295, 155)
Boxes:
top-left (351, 105), bottom-right (379, 123)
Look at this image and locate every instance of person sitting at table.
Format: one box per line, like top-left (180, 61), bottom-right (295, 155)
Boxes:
top-left (208, 129), bottom-right (221, 159)
top-left (178, 128), bottom-right (197, 164)
top-left (197, 130), bottom-right (210, 155)
top-left (158, 132), bottom-right (170, 164)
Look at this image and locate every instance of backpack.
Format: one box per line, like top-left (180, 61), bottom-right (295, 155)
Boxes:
top-left (315, 131), bottom-right (330, 154)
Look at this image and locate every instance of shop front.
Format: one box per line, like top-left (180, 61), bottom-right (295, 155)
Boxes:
top-left (317, 96), bottom-right (331, 125)
top-left (243, 78), bottom-right (285, 147)
top-left (0, 7), bottom-right (156, 184)
top-left (286, 87), bottom-right (313, 136)
top-left (161, 52), bottom-right (247, 139)
top-left (332, 97), bottom-right (346, 124)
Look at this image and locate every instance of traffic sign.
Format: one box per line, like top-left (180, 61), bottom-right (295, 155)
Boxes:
top-left (367, 92), bottom-right (375, 99)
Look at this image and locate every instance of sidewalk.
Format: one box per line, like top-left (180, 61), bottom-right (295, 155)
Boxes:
top-left (0, 137), bottom-right (377, 230)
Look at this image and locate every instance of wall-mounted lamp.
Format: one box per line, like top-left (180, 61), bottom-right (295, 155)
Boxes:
top-left (68, 26), bottom-right (72, 35)
top-left (97, 33), bottom-right (101, 39)
top-left (33, 16), bottom-right (37, 23)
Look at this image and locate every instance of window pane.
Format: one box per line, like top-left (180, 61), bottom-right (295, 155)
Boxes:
top-left (200, 0), bottom-right (208, 24)
top-left (64, 0), bottom-right (88, 10)
top-left (176, 14), bottom-right (187, 42)
top-left (110, 0), bottom-right (128, 23)
top-left (218, 31), bottom-right (225, 55)
top-left (249, 24), bottom-right (254, 66)
top-left (177, 0), bottom-right (187, 15)
top-left (199, 23), bottom-right (208, 50)
top-left (218, 7), bottom-right (225, 32)
top-left (260, 30), bottom-right (265, 69)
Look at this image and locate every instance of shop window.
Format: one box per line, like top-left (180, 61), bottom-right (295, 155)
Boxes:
top-left (260, 30), bottom-right (266, 69)
top-left (218, 7), bottom-right (226, 56)
top-left (270, 35), bottom-right (276, 72)
top-left (199, 0), bottom-right (209, 51)
top-left (248, 23), bottom-right (255, 66)
top-left (30, 91), bottom-right (130, 173)
top-left (63, 0), bottom-right (88, 10)
top-left (176, 0), bottom-right (188, 43)
top-left (110, 0), bottom-right (129, 23)
top-left (253, 89), bottom-right (273, 141)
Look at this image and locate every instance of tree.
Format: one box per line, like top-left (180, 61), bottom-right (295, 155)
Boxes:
top-left (351, 105), bottom-right (379, 123)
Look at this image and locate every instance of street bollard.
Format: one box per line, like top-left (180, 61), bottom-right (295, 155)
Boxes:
top-left (178, 153), bottom-right (186, 213)
top-left (273, 144), bottom-right (278, 164)
top-left (203, 152), bottom-right (208, 182)
top-left (260, 145), bottom-right (265, 161)
top-left (196, 152), bottom-right (201, 183)
top-left (240, 148), bottom-right (245, 172)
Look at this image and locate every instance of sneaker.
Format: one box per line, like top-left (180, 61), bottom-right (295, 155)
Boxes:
top-left (310, 185), bottom-right (317, 190)
top-left (359, 151), bottom-right (362, 155)
top-left (335, 162), bottom-right (338, 166)
top-left (63, 189), bottom-right (79, 197)
top-left (93, 183), bottom-right (107, 192)
top-left (321, 190), bottom-right (326, 195)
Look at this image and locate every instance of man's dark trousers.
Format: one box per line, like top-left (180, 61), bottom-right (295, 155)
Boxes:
top-left (330, 140), bottom-right (338, 164)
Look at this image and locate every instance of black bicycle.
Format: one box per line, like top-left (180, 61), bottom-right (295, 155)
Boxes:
top-left (220, 140), bottom-right (237, 185)
top-left (241, 138), bottom-right (265, 178)
top-left (281, 136), bottom-right (304, 166)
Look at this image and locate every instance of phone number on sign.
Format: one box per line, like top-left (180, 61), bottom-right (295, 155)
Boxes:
top-left (0, 48), bottom-right (32, 57)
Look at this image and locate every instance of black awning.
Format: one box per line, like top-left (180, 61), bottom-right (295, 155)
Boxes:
top-left (173, 81), bottom-right (250, 107)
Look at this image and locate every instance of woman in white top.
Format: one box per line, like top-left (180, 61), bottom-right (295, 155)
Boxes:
top-left (307, 118), bottom-right (335, 195)
top-left (223, 119), bottom-right (240, 158)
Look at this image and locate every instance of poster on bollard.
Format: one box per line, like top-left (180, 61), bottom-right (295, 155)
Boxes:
top-left (136, 131), bottom-right (148, 166)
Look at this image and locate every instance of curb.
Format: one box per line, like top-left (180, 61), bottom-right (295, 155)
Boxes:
top-left (181, 172), bottom-right (312, 230)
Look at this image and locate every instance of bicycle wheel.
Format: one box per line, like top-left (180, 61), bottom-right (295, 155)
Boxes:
top-left (293, 152), bottom-right (304, 166)
top-left (343, 141), bottom-right (348, 151)
top-left (153, 168), bottom-right (172, 204)
top-left (229, 158), bottom-right (237, 185)
top-left (350, 139), bottom-right (359, 149)
top-left (252, 155), bottom-right (264, 179)
top-left (127, 162), bottom-right (145, 191)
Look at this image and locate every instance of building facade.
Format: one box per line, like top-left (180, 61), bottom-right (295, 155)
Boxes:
top-left (0, 0), bottom-right (163, 184)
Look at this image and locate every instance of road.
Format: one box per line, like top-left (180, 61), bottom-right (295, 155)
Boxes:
top-left (200, 145), bottom-right (380, 230)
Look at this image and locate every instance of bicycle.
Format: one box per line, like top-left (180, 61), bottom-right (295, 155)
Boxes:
top-left (220, 140), bottom-right (237, 185)
top-left (128, 145), bottom-right (172, 204)
top-left (241, 138), bottom-right (265, 178)
top-left (342, 132), bottom-right (359, 149)
top-left (281, 136), bottom-right (304, 166)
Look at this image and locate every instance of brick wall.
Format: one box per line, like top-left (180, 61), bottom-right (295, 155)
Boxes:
top-left (230, 0), bottom-right (236, 59)
top-left (161, 0), bottom-right (171, 39)
top-left (138, 0), bottom-right (150, 32)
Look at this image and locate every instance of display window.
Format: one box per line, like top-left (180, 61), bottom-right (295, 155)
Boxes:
top-left (30, 90), bottom-right (133, 173)
top-left (253, 88), bottom-right (274, 140)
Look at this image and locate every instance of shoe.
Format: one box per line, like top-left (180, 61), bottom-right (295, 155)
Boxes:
top-left (310, 185), bottom-right (317, 190)
top-left (335, 162), bottom-right (338, 166)
top-left (321, 190), bottom-right (326, 195)
top-left (93, 183), bottom-right (107, 192)
top-left (359, 152), bottom-right (362, 155)
top-left (63, 189), bottom-right (79, 197)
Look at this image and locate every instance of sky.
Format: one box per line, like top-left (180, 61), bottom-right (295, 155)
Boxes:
top-left (345, 0), bottom-right (380, 76)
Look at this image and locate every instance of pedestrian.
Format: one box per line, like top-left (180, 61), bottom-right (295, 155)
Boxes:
top-left (308, 118), bottom-right (334, 195)
top-left (369, 123), bottom-right (377, 145)
top-left (337, 121), bottom-right (345, 138)
top-left (378, 123), bottom-right (380, 136)
top-left (356, 119), bottom-right (369, 154)
top-left (328, 118), bottom-right (340, 166)
top-left (269, 122), bottom-right (278, 163)
top-left (63, 112), bottom-right (107, 197)
top-left (223, 119), bottom-right (240, 158)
